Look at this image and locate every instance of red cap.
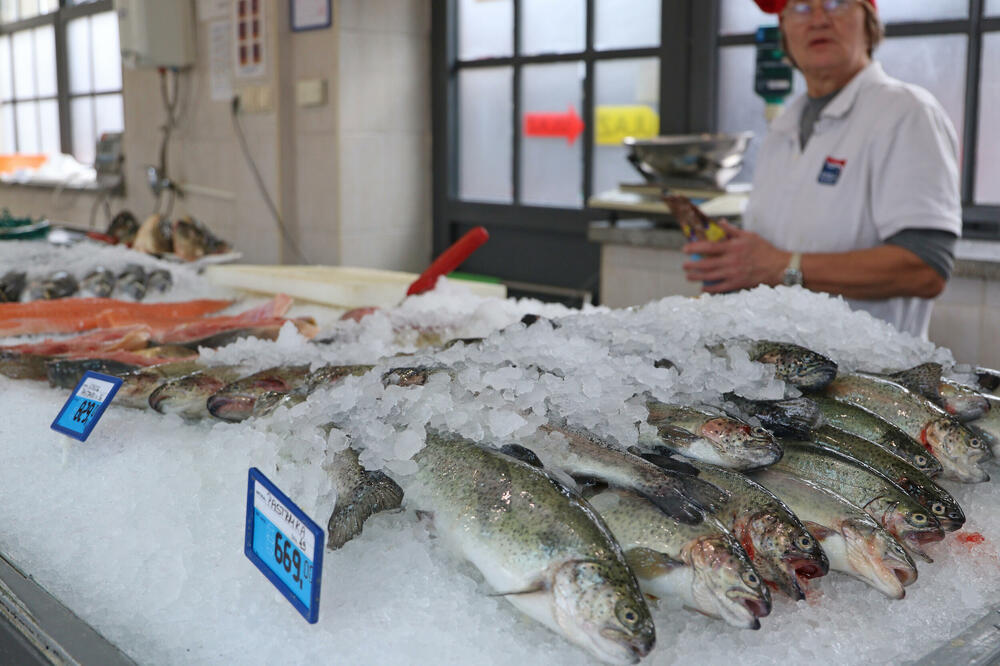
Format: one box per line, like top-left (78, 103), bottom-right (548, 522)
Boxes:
top-left (755, 0), bottom-right (876, 14)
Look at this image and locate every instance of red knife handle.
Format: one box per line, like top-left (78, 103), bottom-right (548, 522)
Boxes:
top-left (406, 226), bottom-right (489, 296)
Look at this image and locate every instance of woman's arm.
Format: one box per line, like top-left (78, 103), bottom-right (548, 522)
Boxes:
top-left (682, 220), bottom-right (946, 300)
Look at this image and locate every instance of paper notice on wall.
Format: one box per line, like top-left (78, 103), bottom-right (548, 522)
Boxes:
top-left (209, 20), bottom-right (234, 101)
top-left (198, 0), bottom-right (230, 21)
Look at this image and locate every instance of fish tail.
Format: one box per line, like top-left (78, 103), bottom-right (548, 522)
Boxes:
top-left (327, 471), bottom-right (404, 550)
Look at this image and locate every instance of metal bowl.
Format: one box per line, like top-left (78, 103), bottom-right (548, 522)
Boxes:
top-left (624, 132), bottom-right (754, 189)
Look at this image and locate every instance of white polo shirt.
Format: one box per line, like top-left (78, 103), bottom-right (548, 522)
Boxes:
top-left (743, 61), bottom-right (962, 339)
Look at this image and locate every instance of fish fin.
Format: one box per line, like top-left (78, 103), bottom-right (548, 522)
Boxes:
top-left (499, 444), bottom-right (544, 469)
top-left (802, 521), bottom-right (836, 541)
top-left (653, 424), bottom-right (701, 445)
top-left (489, 582), bottom-right (548, 597)
top-left (625, 547), bottom-right (685, 579)
top-left (326, 471), bottom-right (404, 551)
top-left (639, 490), bottom-right (706, 525)
top-left (637, 452), bottom-right (701, 477)
top-left (568, 474), bottom-right (610, 496)
top-left (888, 363), bottom-right (943, 402)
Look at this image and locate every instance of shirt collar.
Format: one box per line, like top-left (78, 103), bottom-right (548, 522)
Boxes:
top-left (768, 61), bottom-right (886, 138)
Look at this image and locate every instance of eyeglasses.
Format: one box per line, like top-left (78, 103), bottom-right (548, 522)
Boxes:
top-left (783, 0), bottom-right (857, 21)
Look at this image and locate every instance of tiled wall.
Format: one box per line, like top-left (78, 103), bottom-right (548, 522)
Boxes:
top-left (600, 243), bottom-right (1000, 367)
top-left (0, 0), bottom-right (432, 272)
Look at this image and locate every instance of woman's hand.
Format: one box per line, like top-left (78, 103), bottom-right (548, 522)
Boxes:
top-left (682, 220), bottom-right (791, 293)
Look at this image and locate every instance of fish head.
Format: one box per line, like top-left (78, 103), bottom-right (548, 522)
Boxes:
top-left (925, 418), bottom-right (991, 483)
top-left (841, 519), bottom-right (917, 599)
top-left (741, 511), bottom-right (828, 598)
top-left (939, 383), bottom-right (990, 421)
top-left (883, 433), bottom-right (943, 477)
top-left (149, 375), bottom-right (225, 417)
top-left (922, 494), bottom-right (966, 532)
top-left (699, 419), bottom-right (783, 469)
top-left (878, 499), bottom-right (944, 562)
top-left (685, 535), bottom-right (771, 629)
top-left (551, 560), bottom-right (655, 664)
top-left (751, 342), bottom-right (838, 390)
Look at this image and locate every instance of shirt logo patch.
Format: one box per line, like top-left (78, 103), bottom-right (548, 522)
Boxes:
top-left (818, 156), bottom-right (847, 185)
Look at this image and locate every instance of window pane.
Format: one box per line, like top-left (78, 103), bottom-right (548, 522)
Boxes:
top-left (876, 1), bottom-right (967, 22)
top-left (594, 0), bottom-right (659, 50)
top-left (520, 62), bottom-right (584, 207)
top-left (977, 33), bottom-right (1000, 204)
top-left (458, 0), bottom-right (512, 60)
top-left (38, 97), bottom-right (57, 154)
top-left (988, 0), bottom-right (1000, 15)
top-left (18, 0), bottom-right (37, 21)
top-left (0, 37), bottom-right (11, 101)
top-left (12, 29), bottom-right (35, 99)
top-left (522, 0), bottom-right (585, 56)
top-left (72, 96), bottom-right (95, 164)
top-left (593, 58), bottom-right (659, 194)
top-left (68, 16), bottom-right (93, 95)
top-left (39, 0), bottom-right (57, 13)
top-left (92, 11), bottom-right (121, 91)
top-left (1, 2), bottom-right (16, 23)
top-left (458, 67), bottom-right (512, 202)
top-left (717, 45), bottom-right (805, 184)
top-left (877, 36), bottom-right (966, 153)
top-left (16, 101), bottom-right (38, 153)
top-left (94, 92), bottom-right (123, 136)
top-left (0, 103), bottom-right (15, 152)
top-left (719, 1), bottom-right (774, 36)
top-left (34, 25), bottom-right (56, 97)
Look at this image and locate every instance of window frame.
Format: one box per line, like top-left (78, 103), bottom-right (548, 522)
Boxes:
top-left (0, 0), bottom-right (116, 160)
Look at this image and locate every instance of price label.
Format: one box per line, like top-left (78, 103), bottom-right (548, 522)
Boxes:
top-left (50, 371), bottom-right (123, 442)
top-left (244, 468), bottom-right (324, 623)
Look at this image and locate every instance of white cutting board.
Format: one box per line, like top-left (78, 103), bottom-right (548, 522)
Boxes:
top-left (202, 264), bottom-right (507, 309)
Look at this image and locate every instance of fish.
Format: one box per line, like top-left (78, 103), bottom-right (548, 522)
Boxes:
top-left (723, 393), bottom-right (824, 439)
top-left (409, 431), bottom-right (656, 664)
top-left (27, 271), bottom-right (79, 300)
top-left (751, 470), bottom-right (917, 599)
top-left (804, 426), bottom-right (965, 531)
top-left (810, 395), bottom-right (944, 478)
top-left (172, 216), bottom-right (228, 260)
top-left (975, 367), bottom-right (1000, 396)
top-left (141, 294), bottom-right (293, 342)
top-left (0, 298), bottom-right (232, 336)
top-left (0, 270), bottom-right (26, 302)
top-left (768, 441), bottom-right (944, 562)
top-left (114, 360), bottom-right (205, 409)
top-left (46, 358), bottom-right (141, 389)
top-left (535, 420), bottom-right (729, 526)
top-left (644, 455), bottom-right (829, 601)
top-left (146, 269), bottom-right (173, 293)
top-left (745, 340), bottom-right (838, 391)
top-left (205, 365), bottom-right (313, 422)
top-left (148, 365), bottom-right (248, 420)
top-left (587, 487), bottom-right (771, 630)
top-left (132, 213), bottom-right (172, 254)
top-left (962, 392), bottom-right (1000, 458)
top-left (106, 210), bottom-right (139, 244)
top-left (885, 364), bottom-right (990, 422)
top-left (0, 350), bottom-right (51, 380)
top-left (1, 326), bottom-right (151, 357)
top-left (325, 445), bottom-right (404, 550)
top-left (80, 267), bottom-right (116, 298)
top-left (641, 399), bottom-right (783, 470)
top-left (117, 264), bottom-right (148, 300)
top-left (253, 364), bottom-right (375, 418)
top-left (824, 372), bottom-right (991, 483)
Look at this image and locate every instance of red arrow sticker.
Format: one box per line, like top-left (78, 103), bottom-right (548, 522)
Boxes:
top-left (523, 106), bottom-right (584, 145)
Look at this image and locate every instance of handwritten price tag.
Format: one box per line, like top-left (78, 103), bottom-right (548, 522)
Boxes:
top-left (50, 372), bottom-right (122, 442)
top-left (244, 468), bottom-right (324, 623)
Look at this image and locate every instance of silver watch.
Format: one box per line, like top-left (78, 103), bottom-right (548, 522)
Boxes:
top-left (782, 252), bottom-right (803, 286)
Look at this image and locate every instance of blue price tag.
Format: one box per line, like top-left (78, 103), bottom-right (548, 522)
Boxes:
top-left (244, 468), bottom-right (324, 623)
top-left (50, 371), bottom-right (123, 442)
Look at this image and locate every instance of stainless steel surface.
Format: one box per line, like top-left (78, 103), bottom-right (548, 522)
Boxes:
top-left (625, 133), bottom-right (754, 189)
top-left (912, 604), bottom-right (1000, 666)
top-left (0, 554), bottom-right (134, 666)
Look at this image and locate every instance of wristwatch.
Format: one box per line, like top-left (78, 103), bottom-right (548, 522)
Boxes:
top-left (782, 252), bottom-right (803, 286)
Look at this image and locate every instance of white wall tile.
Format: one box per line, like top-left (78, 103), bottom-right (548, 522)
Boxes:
top-left (929, 303), bottom-right (982, 365)
top-left (938, 276), bottom-right (986, 307)
top-left (980, 309), bottom-right (1000, 369)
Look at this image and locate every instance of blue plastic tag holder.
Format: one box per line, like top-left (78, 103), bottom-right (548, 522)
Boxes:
top-left (50, 371), bottom-right (123, 442)
top-left (245, 467), bottom-right (324, 623)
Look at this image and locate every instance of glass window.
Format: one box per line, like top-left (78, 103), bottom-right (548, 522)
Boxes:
top-left (876, 36), bottom-right (967, 153)
top-left (12, 29), bottom-right (35, 99)
top-left (458, 0), bottom-right (512, 61)
top-left (34, 25), bottom-right (57, 98)
top-left (521, 0), bottom-right (585, 56)
top-left (94, 92), bottom-right (123, 136)
top-left (458, 67), bottom-right (513, 202)
top-left (67, 15), bottom-right (94, 94)
top-left (1, 3), bottom-right (16, 23)
top-left (0, 36), bottom-right (11, 101)
top-left (18, 0), bottom-right (39, 21)
top-left (71, 95), bottom-right (93, 163)
top-left (875, 1), bottom-right (967, 22)
top-left (520, 62), bottom-right (584, 207)
top-left (16, 101), bottom-right (38, 153)
top-left (38, 98), bottom-right (58, 154)
top-left (91, 10), bottom-right (120, 91)
top-left (976, 33), bottom-right (1000, 204)
top-left (989, 0), bottom-right (1000, 15)
top-left (719, 2), bottom-right (775, 36)
top-left (594, 0), bottom-right (659, 51)
top-left (0, 103), bottom-right (14, 152)
top-left (592, 57), bottom-right (659, 194)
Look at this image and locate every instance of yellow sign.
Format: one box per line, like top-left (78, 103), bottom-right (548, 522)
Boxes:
top-left (594, 105), bottom-right (660, 146)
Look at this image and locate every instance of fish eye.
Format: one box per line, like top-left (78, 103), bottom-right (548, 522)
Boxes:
top-left (914, 455), bottom-right (928, 466)
top-left (616, 604), bottom-right (641, 627)
top-left (970, 437), bottom-right (984, 449)
top-left (910, 513), bottom-right (928, 526)
top-left (797, 535), bottom-right (814, 550)
top-left (930, 502), bottom-right (945, 516)
top-left (751, 427), bottom-right (771, 438)
top-left (742, 571), bottom-right (760, 586)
